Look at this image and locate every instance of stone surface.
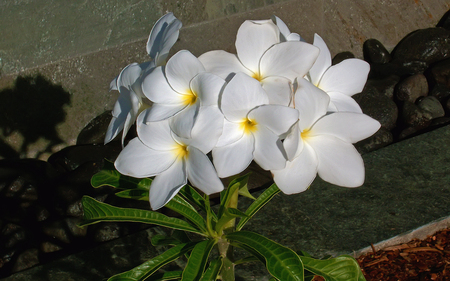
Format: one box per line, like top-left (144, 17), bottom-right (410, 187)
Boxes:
top-left (395, 73), bottom-right (429, 103)
top-left (363, 38), bottom-right (391, 64)
top-left (417, 96), bottom-right (446, 118)
top-left (3, 125), bottom-right (450, 280)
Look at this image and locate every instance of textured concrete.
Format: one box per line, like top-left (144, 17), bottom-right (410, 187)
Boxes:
top-left (3, 124), bottom-right (450, 280)
top-left (1, 0), bottom-right (449, 159)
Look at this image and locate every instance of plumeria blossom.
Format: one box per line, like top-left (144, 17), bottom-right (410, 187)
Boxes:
top-left (272, 78), bottom-right (381, 194)
top-left (271, 15), bottom-right (303, 42)
top-left (212, 73), bottom-right (299, 178)
top-left (199, 19), bottom-right (319, 106)
top-left (115, 106), bottom-right (224, 210)
top-left (104, 13), bottom-right (182, 145)
top-left (141, 50), bottom-right (225, 138)
top-left (307, 33), bottom-right (370, 113)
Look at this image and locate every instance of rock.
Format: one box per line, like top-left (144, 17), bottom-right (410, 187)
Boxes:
top-left (398, 126), bottom-right (420, 140)
top-left (368, 62), bottom-right (414, 79)
top-left (363, 38), bottom-right (391, 64)
top-left (430, 116), bottom-right (450, 127)
top-left (93, 222), bottom-right (125, 242)
top-left (395, 74), bottom-right (428, 103)
top-left (40, 241), bottom-right (63, 253)
top-left (429, 83), bottom-right (450, 102)
top-left (2, 223), bottom-right (26, 248)
top-left (332, 51), bottom-right (355, 65)
top-left (11, 248), bottom-right (39, 273)
top-left (427, 58), bottom-right (450, 88)
top-left (355, 127), bottom-right (393, 154)
top-left (365, 75), bottom-right (400, 99)
top-left (437, 9), bottom-right (450, 30)
top-left (417, 96), bottom-right (445, 119)
top-left (77, 111), bottom-right (113, 145)
top-left (42, 220), bottom-right (71, 244)
top-left (400, 101), bottom-right (433, 128)
top-left (446, 97), bottom-right (450, 112)
top-left (353, 85), bottom-right (398, 130)
top-left (391, 27), bottom-right (450, 70)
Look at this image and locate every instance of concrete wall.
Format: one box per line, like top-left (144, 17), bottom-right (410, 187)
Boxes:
top-left (0, 0), bottom-right (449, 159)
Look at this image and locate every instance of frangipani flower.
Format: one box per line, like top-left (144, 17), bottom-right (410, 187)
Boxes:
top-left (212, 73), bottom-right (299, 178)
top-left (307, 33), bottom-right (370, 113)
top-left (271, 15), bottom-right (303, 42)
top-left (115, 106), bottom-right (224, 210)
top-left (272, 78), bottom-right (381, 194)
top-left (104, 13), bottom-right (182, 145)
top-left (141, 50), bottom-right (225, 138)
top-left (199, 19), bottom-right (319, 106)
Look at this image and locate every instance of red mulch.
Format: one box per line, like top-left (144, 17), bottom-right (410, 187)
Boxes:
top-left (313, 228), bottom-right (450, 281)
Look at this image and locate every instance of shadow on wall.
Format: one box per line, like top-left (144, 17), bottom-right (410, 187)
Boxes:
top-left (0, 74), bottom-right (71, 159)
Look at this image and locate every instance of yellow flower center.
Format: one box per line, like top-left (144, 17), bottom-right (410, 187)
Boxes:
top-left (252, 71), bottom-right (263, 82)
top-left (173, 143), bottom-right (189, 160)
top-left (240, 118), bottom-right (258, 134)
top-left (181, 89), bottom-right (198, 106)
top-left (301, 129), bottom-right (311, 140)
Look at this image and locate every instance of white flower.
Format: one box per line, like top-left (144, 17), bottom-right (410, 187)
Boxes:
top-left (199, 19), bottom-right (319, 106)
top-left (104, 13), bottom-right (182, 145)
top-left (141, 50), bottom-right (225, 138)
top-left (212, 73), bottom-right (299, 178)
top-left (272, 78), bottom-right (381, 194)
top-left (115, 106), bottom-right (224, 210)
top-left (307, 33), bottom-right (370, 113)
top-left (271, 15), bottom-right (303, 42)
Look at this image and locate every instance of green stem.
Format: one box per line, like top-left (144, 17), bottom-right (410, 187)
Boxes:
top-left (218, 188), bottom-right (239, 281)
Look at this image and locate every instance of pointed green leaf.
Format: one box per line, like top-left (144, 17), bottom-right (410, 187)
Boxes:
top-left (146, 271), bottom-right (183, 281)
top-left (115, 189), bottom-right (149, 201)
top-left (227, 208), bottom-right (249, 218)
top-left (218, 173), bottom-right (250, 219)
top-left (165, 196), bottom-right (207, 234)
top-left (91, 160), bottom-right (153, 190)
top-left (226, 231), bottom-right (304, 281)
top-left (200, 257), bottom-right (223, 281)
top-left (300, 255), bottom-right (366, 281)
top-left (151, 230), bottom-right (191, 247)
top-left (238, 184), bottom-right (256, 200)
top-left (234, 255), bottom-right (260, 265)
top-left (108, 242), bottom-right (196, 281)
top-left (181, 239), bottom-right (217, 281)
top-left (178, 185), bottom-right (218, 222)
top-left (236, 183), bottom-right (280, 231)
top-left (80, 196), bottom-right (204, 235)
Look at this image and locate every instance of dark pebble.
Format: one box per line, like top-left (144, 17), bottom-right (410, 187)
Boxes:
top-left (395, 73), bottom-right (428, 103)
top-left (332, 51), bottom-right (355, 65)
top-left (417, 96), bottom-right (445, 119)
top-left (363, 38), bottom-right (391, 64)
top-left (427, 58), bottom-right (450, 88)
top-left (77, 110), bottom-right (113, 145)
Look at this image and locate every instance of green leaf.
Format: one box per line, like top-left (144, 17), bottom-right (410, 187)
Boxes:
top-left (151, 230), bottom-right (191, 247)
top-left (115, 189), bottom-right (149, 201)
top-left (226, 231), bottom-right (304, 281)
top-left (79, 196), bottom-right (204, 235)
top-left (236, 183), bottom-right (280, 231)
top-left (178, 185), bottom-right (218, 222)
top-left (165, 196), bottom-right (207, 234)
top-left (181, 239), bottom-right (217, 281)
top-left (234, 255), bottom-right (260, 265)
top-left (146, 271), bottom-right (183, 281)
top-left (237, 183), bottom-right (256, 200)
top-left (300, 255), bottom-right (366, 281)
top-left (108, 242), bottom-right (196, 281)
top-left (91, 161), bottom-right (153, 190)
top-left (218, 173), bottom-right (250, 219)
top-left (200, 257), bottom-right (223, 281)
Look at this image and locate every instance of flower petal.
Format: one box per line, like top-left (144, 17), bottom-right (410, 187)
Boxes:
top-left (220, 73), bottom-right (269, 122)
top-left (261, 76), bottom-right (293, 106)
top-left (248, 104), bottom-right (298, 136)
top-left (215, 119), bottom-right (244, 147)
top-left (186, 146), bottom-right (224, 195)
top-left (253, 126), bottom-right (287, 170)
top-left (137, 116), bottom-right (175, 150)
top-left (236, 20), bottom-right (279, 73)
top-left (141, 66), bottom-right (181, 104)
top-left (115, 138), bottom-right (176, 178)
top-left (271, 15), bottom-right (291, 42)
top-left (259, 41), bottom-right (319, 81)
top-left (282, 122), bottom-right (301, 161)
top-left (149, 159), bottom-right (187, 210)
top-left (309, 34), bottom-right (332, 86)
top-left (188, 106), bottom-right (224, 153)
top-left (318, 58), bottom-right (370, 96)
top-left (166, 50), bottom-right (205, 94)
top-left (212, 134), bottom-right (254, 178)
top-left (198, 50), bottom-right (251, 80)
top-left (310, 112), bottom-right (381, 143)
top-left (295, 78), bottom-right (330, 130)
top-left (169, 102), bottom-right (199, 138)
top-left (190, 72), bottom-right (225, 106)
top-left (327, 92), bottom-right (362, 113)
top-left (308, 135), bottom-right (365, 187)
top-left (142, 103), bottom-right (186, 122)
top-left (272, 143), bottom-right (318, 194)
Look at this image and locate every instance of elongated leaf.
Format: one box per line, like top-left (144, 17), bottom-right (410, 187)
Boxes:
top-left (300, 255), bottom-right (366, 281)
top-left (178, 185), bottom-right (218, 222)
top-left (165, 197), bottom-right (207, 234)
top-left (226, 231), bottom-right (304, 281)
top-left (91, 160), bottom-right (153, 190)
top-left (115, 189), bottom-right (149, 201)
top-left (147, 271), bottom-right (183, 281)
top-left (108, 242), bottom-right (196, 281)
top-left (218, 173), bottom-right (250, 218)
top-left (215, 208), bottom-right (249, 234)
top-left (236, 183), bottom-right (280, 231)
top-left (80, 196), bottom-right (204, 235)
top-left (200, 257), bottom-right (223, 281)
top-left (181, 239), bottom-right (217, 281)
top-left (234, 255), bottom-right (260, 265)
top-left (151, 234), bottom-right (182, 246)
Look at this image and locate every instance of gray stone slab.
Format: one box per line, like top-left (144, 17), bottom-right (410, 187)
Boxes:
top-left (3, 125), bottom-right (449, 280)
